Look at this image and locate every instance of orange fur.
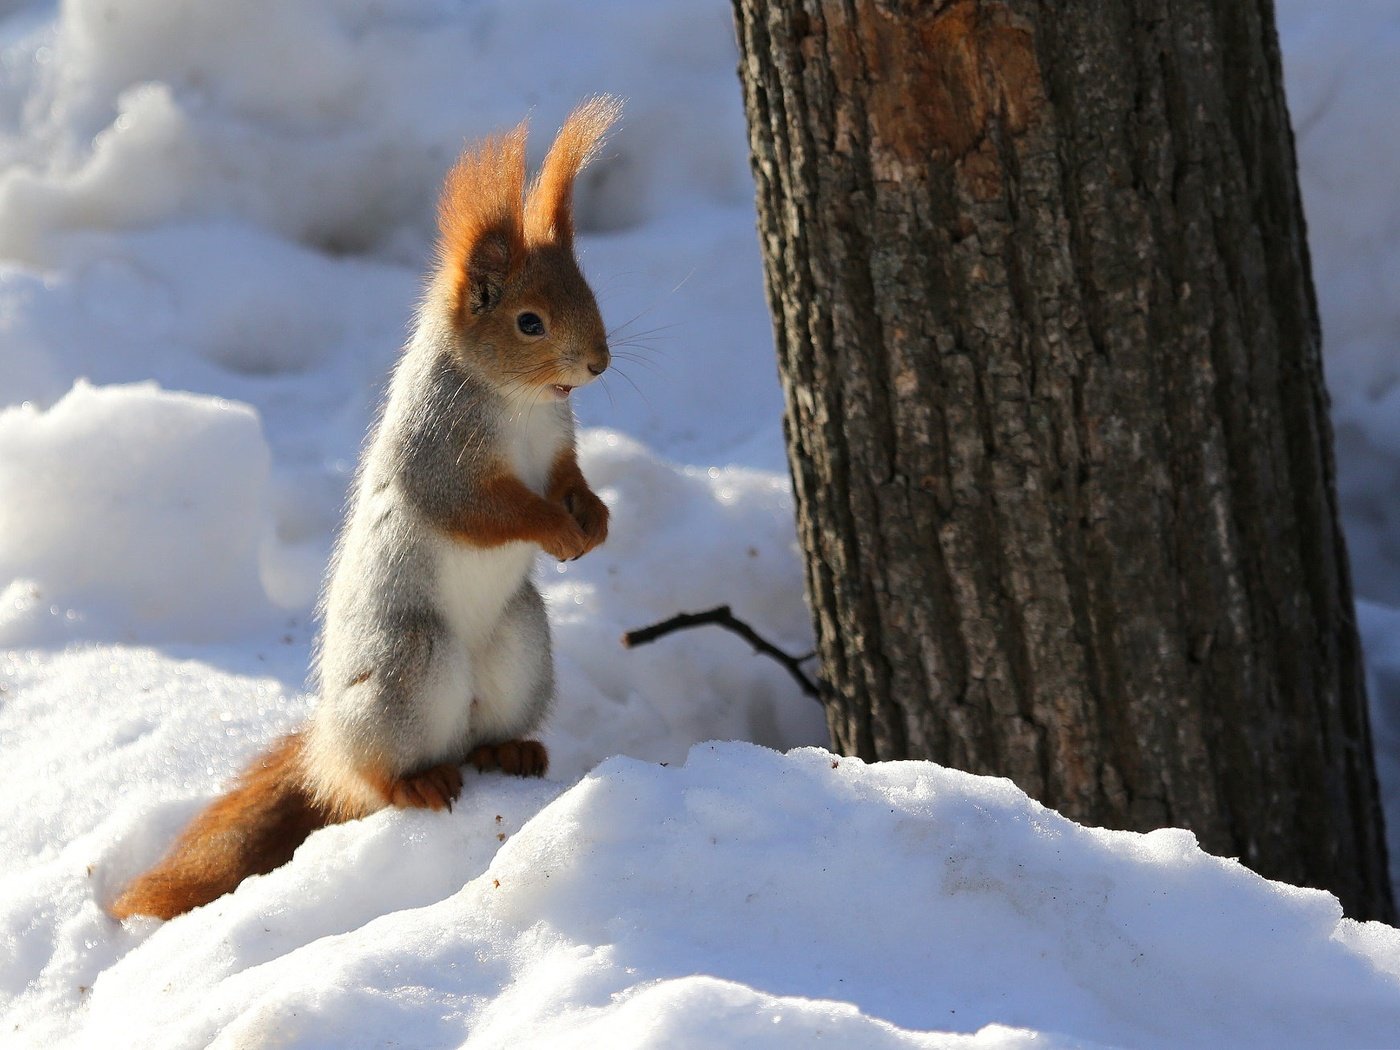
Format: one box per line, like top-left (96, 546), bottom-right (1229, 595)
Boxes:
top-left (443, 455), bottom-right (609, 561)
top-left (434, 98), bottom-right (617, 364)
top-left (446, 465), bottom-right (591, 560)
top-left (435, 97), bottom-right (620, 318)
top-left (113, 105), bottom-right (619, 922)
top-left (468, 740), bottom-right (549, 776)
top-left (524, 96), bottom-right (622, 246)
top-left (548, 449), bottom-right (609, 552)
top-left (109, 733), bottom-right (332, 921)
top-left (436, 123), bottom-right (528, 322)
top-left (109, 734), bottom-right (477, 920)
top-left (362, 762), bottom-right (464, 812)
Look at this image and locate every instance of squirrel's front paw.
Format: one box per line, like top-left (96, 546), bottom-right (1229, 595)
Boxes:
top-left (541, 518), bottom-right (589, 561)
top-left (565, 489), bottom-right (609, 554)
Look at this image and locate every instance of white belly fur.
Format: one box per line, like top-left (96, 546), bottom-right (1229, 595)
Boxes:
top-left (503, 398), bottom-right (569, 494)
top-left (435, 537), bottom-right (536, 642)
top-left (417, 402), bottom-right (566, 753)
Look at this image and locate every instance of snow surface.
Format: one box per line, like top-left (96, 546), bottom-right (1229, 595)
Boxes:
top-left (1, 1), bottom-right (1399, 1047)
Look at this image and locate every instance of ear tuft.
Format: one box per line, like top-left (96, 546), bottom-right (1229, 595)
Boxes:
top-left (437, 123), bottom-right (528, 320)
top-left (524, 95), bottom-right (623, 248)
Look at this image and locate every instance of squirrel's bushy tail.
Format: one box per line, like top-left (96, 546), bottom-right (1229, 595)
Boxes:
top-left (110, 732), bottom-right (331, 921)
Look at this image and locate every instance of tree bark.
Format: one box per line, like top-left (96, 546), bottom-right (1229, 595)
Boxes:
top-left (732, 0), bottom-right (1393, 921)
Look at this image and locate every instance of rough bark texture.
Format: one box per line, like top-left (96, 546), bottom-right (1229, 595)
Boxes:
top-left (733, 0), bottom-right (1394, 920)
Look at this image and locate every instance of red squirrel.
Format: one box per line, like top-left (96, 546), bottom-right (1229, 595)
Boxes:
top-left (110, 98), bottom-right (620, 921)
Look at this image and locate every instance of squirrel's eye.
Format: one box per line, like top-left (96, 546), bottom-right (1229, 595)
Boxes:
top-left (516, 312), bottom-right (545, 337)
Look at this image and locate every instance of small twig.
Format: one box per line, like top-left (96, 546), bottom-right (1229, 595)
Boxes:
top-left (622, 604), bottom-right (821, 700)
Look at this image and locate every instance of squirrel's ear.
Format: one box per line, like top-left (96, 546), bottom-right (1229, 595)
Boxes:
top-left (524, 96), bottom-right (622, 248)
top-left (465, 227), bottom-right (514, 314)
top-left (437, 123), bottom-right (527, 319)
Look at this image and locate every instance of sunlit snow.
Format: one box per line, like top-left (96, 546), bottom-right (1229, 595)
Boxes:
top-left (2, 1), bottom-right (1399, 1047)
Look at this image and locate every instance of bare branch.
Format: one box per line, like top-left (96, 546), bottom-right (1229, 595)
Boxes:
top-left (621, 605), bottom-right (820, 700)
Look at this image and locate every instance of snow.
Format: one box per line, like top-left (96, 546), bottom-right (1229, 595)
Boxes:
top-left (1278, 2), bottom-right (1400, 605)
top-left (24, 742), bottom-right (1400, 1049)
top-left (0, 1), bottom-right (1398, 1047)
top-left (0, 380), bottom-right (276, 643)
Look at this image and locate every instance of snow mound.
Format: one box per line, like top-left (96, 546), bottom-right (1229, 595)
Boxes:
top-left (34, 743), bottom-right (1400, 1049)
top-left (543, 429), bottom-right (823, 779)
top-left (0, 379), bottom-right (279, 644)
top-left (0, 1), bottom-right (1398, 1048)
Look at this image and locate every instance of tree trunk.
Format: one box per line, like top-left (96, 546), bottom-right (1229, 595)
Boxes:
top-left (732, 0), bottom-right (1393, 921)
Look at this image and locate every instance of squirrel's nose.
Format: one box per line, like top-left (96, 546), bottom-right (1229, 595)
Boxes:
top-left (587, 345), bottom-right (609, 376)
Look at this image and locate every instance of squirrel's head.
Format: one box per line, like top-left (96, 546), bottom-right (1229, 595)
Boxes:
top-left (433, 97), bottom-right (620, 404)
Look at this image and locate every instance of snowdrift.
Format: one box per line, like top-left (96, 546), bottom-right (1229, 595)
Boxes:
top-left (1, 0), bottom-right (1399, 1046)
top-left (21, 743), bottom-right (1400, 1048)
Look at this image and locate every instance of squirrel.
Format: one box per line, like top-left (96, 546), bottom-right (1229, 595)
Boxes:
top-left (109, 98), bottom-right (621, 921)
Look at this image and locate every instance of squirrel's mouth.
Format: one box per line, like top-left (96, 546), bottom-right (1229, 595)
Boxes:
top-left (550, 384), bottom-right (574, 400)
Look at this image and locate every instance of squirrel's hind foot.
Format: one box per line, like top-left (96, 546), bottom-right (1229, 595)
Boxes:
top-left (468, 740), bottom-right (549, 777)
top-left (385, 763), bottom-right (464, 811)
